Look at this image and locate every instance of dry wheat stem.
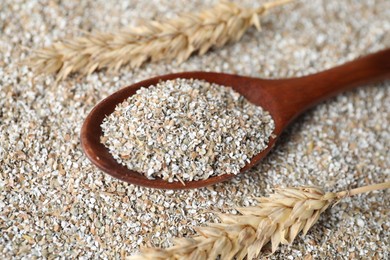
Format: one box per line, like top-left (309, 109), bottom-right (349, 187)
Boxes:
top-left (129, 181), bottom-right (389, 260)
top-left (27, 0), bottom-right (293, 81)
top-left (336, 181), bottom-right (390, 199)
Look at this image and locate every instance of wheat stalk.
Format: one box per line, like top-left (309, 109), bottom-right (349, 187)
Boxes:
top-left (27, 0), bottom-right (293, 81)
top-left (129, 181), bottom-right (390, 260)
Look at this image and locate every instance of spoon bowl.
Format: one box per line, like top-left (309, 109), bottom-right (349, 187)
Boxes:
top-left (81, 49), bottom-right (390, 189)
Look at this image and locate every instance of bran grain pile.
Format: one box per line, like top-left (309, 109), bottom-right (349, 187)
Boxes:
top-left (101, 78), bottom-right (275, 182)
top-left (0, 0), bottom-right (389, 259)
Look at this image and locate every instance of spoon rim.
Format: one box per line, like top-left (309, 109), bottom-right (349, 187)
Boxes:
top-left (80, 72), bottom-right (278, 189)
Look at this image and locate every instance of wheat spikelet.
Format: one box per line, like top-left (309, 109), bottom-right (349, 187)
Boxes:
top-left (129, 182), bottom-right (390, 260)
top-left (27, 0), bottom-right (293, 81)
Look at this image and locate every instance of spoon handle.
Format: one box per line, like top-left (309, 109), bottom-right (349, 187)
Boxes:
top-left (268, 48), bottom-right (390, 125)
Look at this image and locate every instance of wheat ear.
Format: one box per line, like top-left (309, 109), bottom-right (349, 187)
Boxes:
top-left (27, 0), bottom-right (293, 81)
top-left (130, 181), bottom-right (390, 260)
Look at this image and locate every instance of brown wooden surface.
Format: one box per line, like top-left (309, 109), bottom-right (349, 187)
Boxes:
top-left (80, 49), bottom-right (390, 189)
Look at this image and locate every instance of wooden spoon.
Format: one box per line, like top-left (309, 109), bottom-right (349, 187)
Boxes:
top-left (81, 49), bottom-right (390, 189)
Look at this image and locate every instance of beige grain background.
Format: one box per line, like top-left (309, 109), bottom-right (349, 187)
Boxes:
top-left (0, 0), bottom-right (389, 259)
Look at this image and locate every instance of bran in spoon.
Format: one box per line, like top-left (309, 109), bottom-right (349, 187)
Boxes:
top-left (101, 78), bottom-right (275, 182)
